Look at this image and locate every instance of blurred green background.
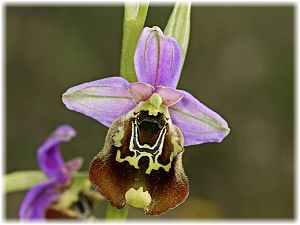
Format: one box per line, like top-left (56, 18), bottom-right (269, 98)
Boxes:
top-left (6, 5), bottom-right (294, 219)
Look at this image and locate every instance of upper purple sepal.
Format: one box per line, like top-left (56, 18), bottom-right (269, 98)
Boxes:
top-left (134, 26), bottom-right (183, 88)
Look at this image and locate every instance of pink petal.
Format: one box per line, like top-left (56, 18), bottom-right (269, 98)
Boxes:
top-left (155, 86), bottom-right (183, 107)
top-left (128, 82), bottom-right (154, 104)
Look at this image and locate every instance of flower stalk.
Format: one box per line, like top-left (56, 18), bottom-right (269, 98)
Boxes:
top-left (120, 2), bottom-right (149, 82)
top-left (105, 204), bottom-right (129, 221)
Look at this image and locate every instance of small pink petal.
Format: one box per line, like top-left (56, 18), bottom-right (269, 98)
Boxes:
top-left (156, 86), bottom-right (184, 107)
top-left (128, 82), bottom-right (155, 104)
top-left (66, 157), bottom-right (83, 172)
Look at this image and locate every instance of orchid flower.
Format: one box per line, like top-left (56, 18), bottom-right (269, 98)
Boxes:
top-left (19, 125), bottom-right (86, 219)
top-left (62, 26), bottom-right (230, 215)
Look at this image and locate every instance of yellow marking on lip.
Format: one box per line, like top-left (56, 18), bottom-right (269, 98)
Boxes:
top-left (115, 121), bottom-right (174, 174)
top-left (125, 187), bottom-right (151, 209)
top-left (112, 127), bottom-right (125, 148)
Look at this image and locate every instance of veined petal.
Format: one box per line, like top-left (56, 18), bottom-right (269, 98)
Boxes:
top-left (128, 82), bottom-right (154, 104)
top-left (19, 181), bottom-right (60, 220)
top-left (38, 125), bottom-right (76, 184)
top-left (169, 90), bottom-right (230, 146)
top-left (62, 77), bottom-right (136, 127)
top-left (134, 27), bottom-right (182, 88)
top-left (156, 86), bottom-right (183, 107)
top-left (89, 109), bottom-right (188, 215)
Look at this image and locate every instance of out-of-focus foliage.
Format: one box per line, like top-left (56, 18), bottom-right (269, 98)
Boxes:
top-left (6, 6), bottom-right (294, 219)
top-left (4, 171), bottom-right (46, 193)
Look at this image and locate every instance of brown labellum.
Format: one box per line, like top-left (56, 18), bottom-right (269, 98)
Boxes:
top-left (89, 107), bottom-right (189, 215)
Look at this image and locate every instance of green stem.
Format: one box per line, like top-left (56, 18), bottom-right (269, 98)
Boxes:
top-left (4, 170), bottom-right (87, 194)
top-left (120, 2), bottom-right (149, 82)
top-left (105, 204), bottom-right (129, 221)
top-left (4, 170), bottom-right (46, 193)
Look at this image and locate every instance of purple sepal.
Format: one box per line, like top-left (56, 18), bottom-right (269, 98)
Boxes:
top-left (169, 90), bottom-right (230, 146)
top-left (19, 181), bottom-right (60, 220)
top-left (37, 125), bottom-right (76, 184)
top-left (62, 77), bottom-right (136, 127)
top-left (134, 27), bottom-right (182, 88)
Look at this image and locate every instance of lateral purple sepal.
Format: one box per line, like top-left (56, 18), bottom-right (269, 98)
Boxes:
top-left (169, 90), bottom-right (230, 146)
top-left (62, 77), bottom-right (136, 127)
